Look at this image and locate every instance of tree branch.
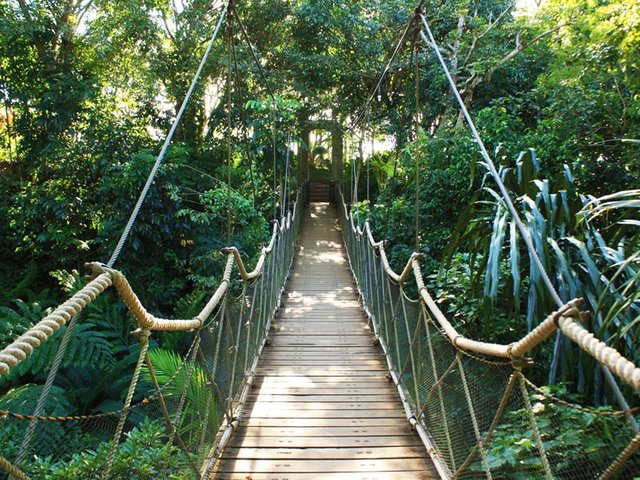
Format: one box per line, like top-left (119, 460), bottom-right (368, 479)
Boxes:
top-left (462, 23), bottom-right (567, 96)
top-left (161, 9), bottom-right (177, 45)
top-left (462, 0), bottom-right (516, 68)
top-left (16, 0), bottom-right (55, 72)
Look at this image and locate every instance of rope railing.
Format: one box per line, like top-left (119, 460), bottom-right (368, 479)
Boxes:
top-left (341, 191), bottom-right (640, 389)
top-left (338, 188), bottom-right (640, 479)
top-left (414, 10), bottom-right (637, 429)
top-left (0, 190), bottom-right (302, 480)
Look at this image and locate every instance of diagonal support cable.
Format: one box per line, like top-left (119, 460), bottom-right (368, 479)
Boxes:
top-left (106, 1), bottom-right (230, 268)
top-left (418, 13), bottom-right (638, 428)
top-left (231, 4), bottom-right (278, 108)
top-left (348, 15), bottom-right (415, 132)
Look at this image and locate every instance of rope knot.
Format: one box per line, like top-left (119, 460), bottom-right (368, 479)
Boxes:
top-left (511, 356), bottom-right (533, 371)
top-left (131, 328), bottom-right (151, 339)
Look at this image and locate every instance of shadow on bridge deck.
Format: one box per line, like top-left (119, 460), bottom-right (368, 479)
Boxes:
top-left (215, 202), bottom-right (439, 480)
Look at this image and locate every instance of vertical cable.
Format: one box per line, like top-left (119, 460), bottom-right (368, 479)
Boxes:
top-left (370, 120), bottom-right (375, 199)
top-left (357, 132), bottom-right (363, 205)
top-left (282, 133), bottom-right (291, 218)
top-left (349, 139), bottom-right (355, 204)
top-left (272, 106), bottom-right (277, 220)
top-left (226, 5), bottom-right (233, 245)
top-left (413, 11), bottom-right (422, 251)
top-left (366, 107), bottom-right (371, 207)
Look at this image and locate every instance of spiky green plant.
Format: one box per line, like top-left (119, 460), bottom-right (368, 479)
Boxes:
top-left (447, 149), bottom-right (639, 399)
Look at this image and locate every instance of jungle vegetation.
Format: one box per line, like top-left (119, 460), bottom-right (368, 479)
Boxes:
top-left (0, 0), bottom-right (638, 473)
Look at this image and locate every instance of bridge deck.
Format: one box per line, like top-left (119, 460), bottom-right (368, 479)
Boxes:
top-left (216, 203), bottom-right (438, 479)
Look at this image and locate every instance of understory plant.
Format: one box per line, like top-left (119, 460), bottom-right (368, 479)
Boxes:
top-left (471, 385), bottom-right (638, 479)
top-left (448, 148), bottom-right (640, 400)
top-left (25, 419), bottom-right (192, 480)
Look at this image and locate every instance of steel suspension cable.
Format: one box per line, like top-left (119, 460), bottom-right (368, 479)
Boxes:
top-left (230, 3), bottom-right (282, 221)
top-left (106, 1), bottom-right (229, 268)
top-left (226, 5), bottom-right (234, 245)
top-left (349, 13), bottom-right (417, 133)
top-left (413, 15), bottom-right (421, 251)
top-left (418, 13), bottom-right (637, 424)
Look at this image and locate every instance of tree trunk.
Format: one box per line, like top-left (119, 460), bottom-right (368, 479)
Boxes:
top-left (297, 108), bottom-right (310, 186)
top-left (330, 122), bottom-right (343, 187)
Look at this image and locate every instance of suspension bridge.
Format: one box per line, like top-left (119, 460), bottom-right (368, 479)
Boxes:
top-left (0, 1), bottom-right (639, 479)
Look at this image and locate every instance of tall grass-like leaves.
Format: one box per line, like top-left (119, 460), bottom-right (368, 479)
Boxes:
top-left (448, 149), bottom-right (639, 400)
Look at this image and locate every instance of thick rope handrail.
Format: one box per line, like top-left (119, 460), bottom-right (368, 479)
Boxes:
top-left (221, 247), bottom-right (265, 281)
top-left (0, 273), bottom-right (113, 375)
top-left (0, 455), bottom-right (28, 480)
top-left (221, 206), bottom-right (299, 281)
top-left (0, 194), bottom-right (300, 377)
top-left (339, 189), bottom-right (640, 394)
top-left (94, 256), bottom-right (234, 331)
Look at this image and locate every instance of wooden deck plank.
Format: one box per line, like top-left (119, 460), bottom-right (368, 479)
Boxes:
top-left (223, 446), bottom-right (427, 460)
top-left (216, 203), bottom-right (437, 480)
top-left (243, 401), bottom-right (402, 410)
top-left (255, 368), bottom-right (385, 374)
top-left (241, 409), bottom-right (407, 419)
top-left (256, 360), bottom-right (386, 367)
top-left (252, 376), bottom-right (391, 383)
top-left (216, 458), bottom-right (433, 473)
top-left (228, 435), bottom-right (425, 448)
top-left (249, 388), bottom-right (396, 396)
top-left (232, 426), bottom-right (416, 437)
top-left (260, 354), bottom-right (383, 360)
top-left (245, 395), bottom-right (401, 403)
top-left (240, 418), bottom-right (412, 428)
top-left (216, 472), bottom-right (437, 480)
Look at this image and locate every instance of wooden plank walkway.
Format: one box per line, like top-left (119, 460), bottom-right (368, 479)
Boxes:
top-left (216, 203), bottom-right (439, 480)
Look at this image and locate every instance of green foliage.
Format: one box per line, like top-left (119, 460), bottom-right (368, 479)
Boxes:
top-left (427, 253), bottom-right (528, 343)
top-left (473, 385), bottom-right (638, 478)
top-left (448, 148), bottom-right (640, 395)
top-left (0, 383), bottom-right (73, 415)
top-left (365, 129), bottom-right (480, 274)
top-left (142, 348), bottom-right (218, 444)
top-left (6, 322), bottom-right (116, 378)
top-left (25, 419), bottom-right (192, 480)
top-left (0, 384), bottom-right (80, 460)
top-left (0, 0), bottom-right (639, 475)
top-left (0, 270), bottom-right (151, 417)
top-left (0, 298), bottom-right (47, 347)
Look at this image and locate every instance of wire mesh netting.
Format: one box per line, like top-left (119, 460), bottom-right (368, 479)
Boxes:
top-left (0, 196), bottom-right (302, 480)
top-left (339, 191), bottom-right (640, 480)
